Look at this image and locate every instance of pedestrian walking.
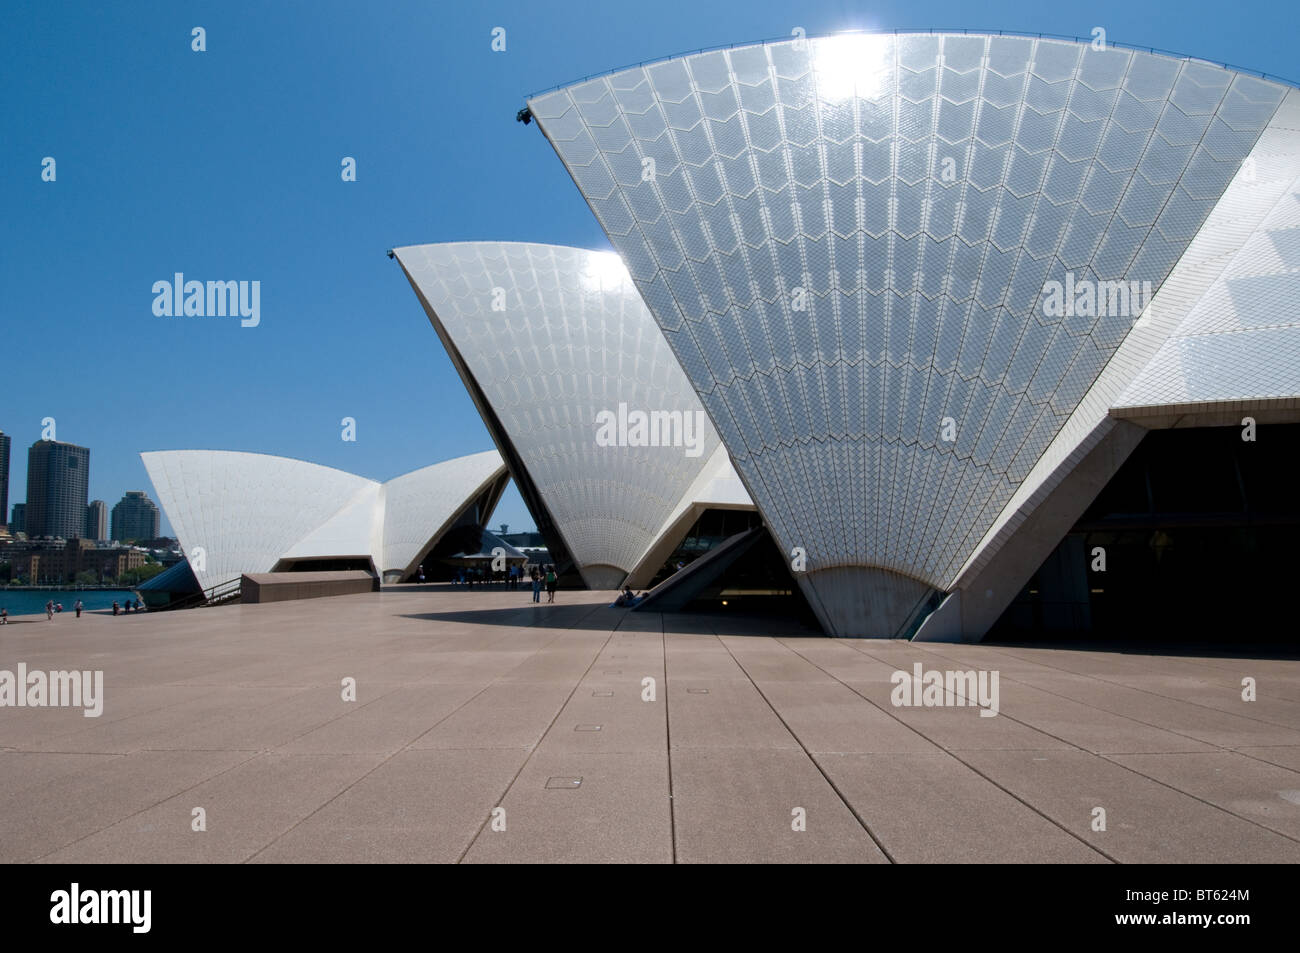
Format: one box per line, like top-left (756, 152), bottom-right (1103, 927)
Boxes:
top-left (1, 607), bottom-right (8, 625)
top-left (530, 566), bottom-right (541, 603)
top-left (74, 599), bottom-right (83, 619)
top-left (46, 600), bottom-right (54, 621)
top-left (545, 566), bottom-right (558, 604)
top-left (112, 601), bottom-right (120, 616)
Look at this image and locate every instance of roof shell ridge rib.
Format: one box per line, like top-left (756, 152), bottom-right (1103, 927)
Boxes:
top-left (527, 33), bottom-right (1297, 635)
top-left (524, 30), bottom-right (1299, 105)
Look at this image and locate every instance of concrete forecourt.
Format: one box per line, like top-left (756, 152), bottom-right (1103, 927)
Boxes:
top-left (1, 589), bottom-right (1297, 863)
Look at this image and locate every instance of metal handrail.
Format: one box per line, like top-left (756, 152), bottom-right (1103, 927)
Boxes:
top-left (202, 577), bottom-right (242, 606)
top-left (145, 575), bottom-right (242, 611)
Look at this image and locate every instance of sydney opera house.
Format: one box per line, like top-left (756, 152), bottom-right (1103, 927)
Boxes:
top-left (148, 31), bottom-right (1299, 642)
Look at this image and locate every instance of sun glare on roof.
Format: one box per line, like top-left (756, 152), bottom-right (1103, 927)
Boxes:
top-left (580, 250), bottom-right (630, 291)
top-left (810, 33), bottom-right (891, 102)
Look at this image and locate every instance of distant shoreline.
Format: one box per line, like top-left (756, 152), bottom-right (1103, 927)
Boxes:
top-left (0, 584), bottom-right (141, 591)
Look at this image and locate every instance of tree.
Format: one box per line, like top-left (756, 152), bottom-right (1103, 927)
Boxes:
top-left (74, 570), bottom-right (98, 586)
top-left (118, 563), bottom-right (165, 586)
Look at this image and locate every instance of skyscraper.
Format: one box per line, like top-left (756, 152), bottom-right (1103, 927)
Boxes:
top-left (85, 499), bottom-right (108, 541)
top-left (111, 491), bottom-right (160, 542)
top-left (0, 431), bottom-right (10, 530)
top-left (9, 503), bottom-right (24, 535)
top-left (25, 440), bottom-right (90, 539)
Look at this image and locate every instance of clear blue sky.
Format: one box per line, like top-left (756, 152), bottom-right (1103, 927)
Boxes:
top-left (3, 0), bottom-right (1295, 535)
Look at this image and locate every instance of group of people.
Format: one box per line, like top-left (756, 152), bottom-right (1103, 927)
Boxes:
top-left (447, 563), bottom-right (559, 602)
top-left (0, 597), bottom-right (148, 623)
top-left (428, 562), bottom-right (650, 609)
top-left (45, 599), bottom-right (84, 619)
top-left (452, 566), bottom-right (521, 589)
top-left (21, 599), bottom-right (87, 621)
top-left (529, 565), bottom-right (558, 603)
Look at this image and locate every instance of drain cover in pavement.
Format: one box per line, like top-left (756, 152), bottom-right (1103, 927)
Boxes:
top-left (574, 724), bottom-right (603, 731)
top-left (687, 688), bottom-right (710, 694)
top-left (592, 691), bottom-right (614, 697)
top-left (546, 777), bottom-right (582, 789)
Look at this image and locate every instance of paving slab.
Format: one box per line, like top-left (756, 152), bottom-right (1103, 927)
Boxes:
top-left (1105, 751), bottom-right (1300, 839)
top-left (276, 683), bottom-right (488, 755)
top-left (666, 678), bottom-right (801, 750)
top-left (251, 747), bottom-right (527, 863)
top-left (671, 747), bottom-right (887, 863)
top-left (961, 749), bottom-right (1300, 863)
top-left (815, 751), bottom-right (1108, 864)
top-left (406, 682), bottom-right (576, 750)
top-left (35, 752), bottom-right (385, 863)
top-left (0, 749), bottom-right (253, 863)
top-left (1236, 746), bottom-right (1300, 772)
top-left (462, 750), bottom-right (672, 864)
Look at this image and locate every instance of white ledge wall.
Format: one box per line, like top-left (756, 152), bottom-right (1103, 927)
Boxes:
top-left (393, 242), bottom-right (729, 589)
top-left (528, 32), bottom-right (1292, 636)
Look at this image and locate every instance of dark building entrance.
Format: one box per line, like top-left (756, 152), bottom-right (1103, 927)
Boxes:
top-left (637, 508), bottom-right (817, 624)
top-left (990, 424), bottom-right (1299, 644)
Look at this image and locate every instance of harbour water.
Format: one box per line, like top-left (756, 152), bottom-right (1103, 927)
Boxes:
top-left (0, 589), bottom-right (139, 617)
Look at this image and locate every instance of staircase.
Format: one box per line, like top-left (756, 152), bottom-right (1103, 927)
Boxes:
top-left (148, 576), bottom-right (243, 611)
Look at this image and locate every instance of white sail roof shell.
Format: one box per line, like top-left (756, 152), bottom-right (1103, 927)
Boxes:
top-left (528, 32), bottom-right (1295, 631)
top-left (394, 241), bottom-right (750, 588)
top-left (141, 449), bottom-right (505, 591)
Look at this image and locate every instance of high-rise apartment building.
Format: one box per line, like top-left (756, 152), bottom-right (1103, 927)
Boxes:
top-left (0, 431), bottom-right (10, 530)
top-left (25, 440), bottom-right (90, 539)
top-left (85, 499), bottom-right (108, 541)
top-left (111, 490), bottom-right (160, 542)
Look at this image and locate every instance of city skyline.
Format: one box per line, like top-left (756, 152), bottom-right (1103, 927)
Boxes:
top-left (0, 420), bottom-right (540, 540)
top-left (1, 430), bottom-right (167, 541)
